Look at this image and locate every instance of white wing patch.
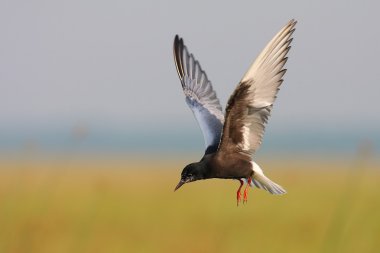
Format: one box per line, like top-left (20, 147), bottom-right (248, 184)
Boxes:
top-left (240, 124), bottom-right (251, 151)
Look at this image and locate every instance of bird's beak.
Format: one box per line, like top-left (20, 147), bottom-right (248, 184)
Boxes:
top-left (174, 179), bottom-right (186, 191)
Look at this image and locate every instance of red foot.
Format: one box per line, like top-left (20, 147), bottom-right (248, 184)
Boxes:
top-left (243, 178), bottom-right (252, 204)
top-left (236, 179), bottom-right (244, 206)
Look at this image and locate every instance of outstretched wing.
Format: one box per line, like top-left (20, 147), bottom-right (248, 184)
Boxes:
top-left (173, 35), bottom-right (224, 154)
top-left (218, 19), bottom-right (296, 156)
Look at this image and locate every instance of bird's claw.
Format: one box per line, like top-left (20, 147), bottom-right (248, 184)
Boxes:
top-left (243, 188), bottom-right (248, 204)
top-left (236, 179), bottom-right (244, 206)
top-left (237, 191), bottom-right (242, 206)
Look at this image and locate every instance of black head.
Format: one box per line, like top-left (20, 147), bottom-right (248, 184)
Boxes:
top-left (174, 162), bottom-right (205, 191)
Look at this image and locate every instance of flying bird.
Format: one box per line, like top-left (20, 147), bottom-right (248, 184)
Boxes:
top-left (173, 20), bottom-right (296, 205)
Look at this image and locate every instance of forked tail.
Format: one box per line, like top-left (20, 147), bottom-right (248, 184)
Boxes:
top-left (250, 173), bottom-right (287, 195)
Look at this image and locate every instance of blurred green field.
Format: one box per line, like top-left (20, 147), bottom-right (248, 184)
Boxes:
top-left (0, 158), bottom-right (379, 253)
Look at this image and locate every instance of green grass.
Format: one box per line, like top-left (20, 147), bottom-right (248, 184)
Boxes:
top-left (0, 159), bottom-right (379, 253)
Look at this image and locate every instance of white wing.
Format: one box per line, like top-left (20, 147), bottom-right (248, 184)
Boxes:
top-left (219, 19), bottom-right (296, 156)
top-left (173, 35), bottom-right (224, 154)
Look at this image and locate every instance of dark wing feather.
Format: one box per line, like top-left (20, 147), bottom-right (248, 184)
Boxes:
top-left (173, 35), bottom-right (224, 154)
top-left (218, 20), bottom-right (296, 156)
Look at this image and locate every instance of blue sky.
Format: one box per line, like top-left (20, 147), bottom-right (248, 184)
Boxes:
top-left (1, 0), bottom-right (379, 156)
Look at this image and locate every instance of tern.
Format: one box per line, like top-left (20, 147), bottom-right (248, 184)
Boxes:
top-left (173, 20), bottom-right (296, 205)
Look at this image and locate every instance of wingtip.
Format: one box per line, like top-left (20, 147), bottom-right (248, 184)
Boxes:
top-left (289, 19), bottom-right (297, 28)
top-left (173, 34), bottom-right (185, 85)
top-left (174, 34), bottom-right (180, 46)
top-left (174, 34), bottom-right (184, 46)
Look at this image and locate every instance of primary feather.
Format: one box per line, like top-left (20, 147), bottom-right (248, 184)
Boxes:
top-left (173, 35), bottom-right (224, 154)
top-left (218, 19), bottom-right (296, 156)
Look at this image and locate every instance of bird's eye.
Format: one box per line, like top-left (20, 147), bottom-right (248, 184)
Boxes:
top-left (188, 174), bottom-right (193, 177)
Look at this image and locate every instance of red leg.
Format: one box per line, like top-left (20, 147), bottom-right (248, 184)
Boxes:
top-left (243, 178), bottom-right (252, 204)
top-left (236, 179), bottom-right (244, 206)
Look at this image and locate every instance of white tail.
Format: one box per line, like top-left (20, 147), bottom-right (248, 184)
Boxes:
top-left (250, 161), bottom-right (287, 195)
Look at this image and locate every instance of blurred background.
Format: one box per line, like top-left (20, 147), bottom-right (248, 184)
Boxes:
top-left (0, 0), bottom-right (379, 252)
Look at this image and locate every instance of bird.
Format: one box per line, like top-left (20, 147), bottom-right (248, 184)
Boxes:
top-left (173, 19), bottom-right (296, 205)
